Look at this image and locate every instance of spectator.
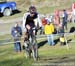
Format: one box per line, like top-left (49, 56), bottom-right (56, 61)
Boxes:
top-left (11, 22), bottom-right (22, 52)
top-left (58, 23), bottom-right (64, 36)
top-left (44, 19), bottom-right (55, 46)
top-left (41, 16), bottom-right (47, 34)
top-left (71, 2), bottom-right (75, 23)
top-left (62, 9), bottom-right (68, 30)
top-left (59, 34), bottom-right (65, 46)
top-left (53, 10), bottom-right (60, 33)
top-left (41, 16), bottom-right (47, 27)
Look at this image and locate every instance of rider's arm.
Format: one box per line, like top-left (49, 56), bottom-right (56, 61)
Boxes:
top-left (34, 14), bottom-right (42, 28)
top-left (23, 14), bottom-right (26, 30)
top-left (23, 13), bottom-right (29, 32)
top-left (37, 14), bottom-right (42, 27)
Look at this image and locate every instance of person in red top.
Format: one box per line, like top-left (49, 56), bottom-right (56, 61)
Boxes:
top-left (54, 10), bottom-right (60, 25)
top-left (41, 16), bottom-right (47, 26)
top-left (71, 2), bottom-right (75, 23)
top-left (53, 9), bottom-right (60, 33)
top-left (40, 16), bottom-right (47, 34)
top-left (72, 2), bottom-right (75, 11)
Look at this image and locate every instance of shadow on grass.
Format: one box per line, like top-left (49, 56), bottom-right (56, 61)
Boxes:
top-left (38, 38), bottom-right (60, 48)
top-left (54, 38), bottom-right (59, 45)
top-left (40, 56), bottom-right (68, 61)
top-left (69, 26), bottom-right (75, 33)
top-left (39, 55), bottom-right (75, 64)
top-left (12, 9), bottom-right (21, 15)
top-left (67, 39), bottom-right (72, 43)
top-left (38, 40), bottom-right (47, 48)
top-left (0, 9), bottom-right (21, 17)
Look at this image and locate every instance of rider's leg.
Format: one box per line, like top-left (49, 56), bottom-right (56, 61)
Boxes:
top-left (29, 28), bottom-right (38, 61)
top-left (32, 44), bottom-right (38, 61)
top-left (24, 32), bottom-right (31, 58)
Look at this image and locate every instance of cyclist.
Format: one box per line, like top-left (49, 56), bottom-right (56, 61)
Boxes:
top-left (23, 5), bottom-right (42, 38)
top-left (22, 5), bottom-right (42, 60)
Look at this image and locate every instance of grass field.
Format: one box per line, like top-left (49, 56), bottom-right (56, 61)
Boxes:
top-left (0, 23), bottom-right (75, 66)
top-left (0, 37), bottom-right (75, 66)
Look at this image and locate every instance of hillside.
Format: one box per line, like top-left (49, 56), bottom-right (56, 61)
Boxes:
top-left (9, 0), bottom-right (74, 12)
top-left (0, 0), bottom-right (75, 20)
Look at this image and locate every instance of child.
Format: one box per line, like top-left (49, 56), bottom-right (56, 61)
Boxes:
top-left (60, 34), bottom-right (65, 46)
top-left (58, 23), bottom-right (64, 36)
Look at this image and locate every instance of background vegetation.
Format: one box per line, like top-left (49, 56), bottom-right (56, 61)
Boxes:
top-left (0, 0), bottom-right (75, 19)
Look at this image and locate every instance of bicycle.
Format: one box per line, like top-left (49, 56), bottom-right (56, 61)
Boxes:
top-left (23, 27), bottom-right (38, 61)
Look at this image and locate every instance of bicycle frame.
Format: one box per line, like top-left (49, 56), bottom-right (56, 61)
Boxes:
top-left (24, 28), bottom-right (38, 61)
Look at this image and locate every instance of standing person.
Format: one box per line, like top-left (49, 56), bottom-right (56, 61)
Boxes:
top-left (41, 16), bottom-right (47, 27)
top-left (41, 15), bottom-right (47, 34)
top-left (53, 10), bottom-right (60, 33)
top-left (58, 23), bottom-right (64, 36)
top-left (71, 2), bottom-right (75, 23)
top-left (44, 19), bottom-right (55, 46)
top-left (58, 23), bottom-right (65, 46)
top-left (11, 22), bottom-right (22, 52)
top-left (59, 34), bottom-right (65, 46)
top-left (62, 9), bottom-right (68, 30)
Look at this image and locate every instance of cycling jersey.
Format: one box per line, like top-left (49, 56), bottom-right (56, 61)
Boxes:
top-left (25, 13), bottom-right (37, 28)
top-left (23, 12), bottom-right (42, 32)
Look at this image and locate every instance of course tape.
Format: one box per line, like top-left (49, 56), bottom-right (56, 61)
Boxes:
top-left (0, 32), bottom-right (74, 41)
top-left (0, 32), bottom-right (75, 45)
top-left (0, 39), bottom-right (75, 46)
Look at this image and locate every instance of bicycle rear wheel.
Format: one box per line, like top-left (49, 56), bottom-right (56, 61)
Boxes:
top-left (32, 41), bottom-right (38, 61)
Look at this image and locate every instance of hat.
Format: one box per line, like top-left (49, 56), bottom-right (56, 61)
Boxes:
top-left (29, 5), bottom-right (36, 14)
top-left (47, 19), bottom-right (50, 24)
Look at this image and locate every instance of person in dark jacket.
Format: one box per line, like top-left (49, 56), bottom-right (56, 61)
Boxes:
top-left (11, 22), bottom-right (22, 52)
top-left (62, 9), bottom-right (68, 30)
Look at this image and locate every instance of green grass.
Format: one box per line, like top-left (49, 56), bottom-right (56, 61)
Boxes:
top-left (0, 37), bottom-right (75, 66)
top-left (0, 23), bottom-right (75, 66)
top-left (0, 44), bottom-right (33, 66)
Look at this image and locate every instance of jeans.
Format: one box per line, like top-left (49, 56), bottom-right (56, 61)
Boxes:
top-left (14, 42), bottom-right (21, 52)
top-left (47, 34), bottom-right (55, 45)
top-left (63, 22), bottom-right (67, 30)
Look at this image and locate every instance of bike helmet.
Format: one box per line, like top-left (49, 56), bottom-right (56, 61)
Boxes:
top-left (29, 5), bottom-right (36, 14)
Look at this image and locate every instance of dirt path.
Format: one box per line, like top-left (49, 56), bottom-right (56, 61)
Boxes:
top-left (0, 17), bottom-right (23, 35)
top-left (32, 55), bottom-right (75, 66)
